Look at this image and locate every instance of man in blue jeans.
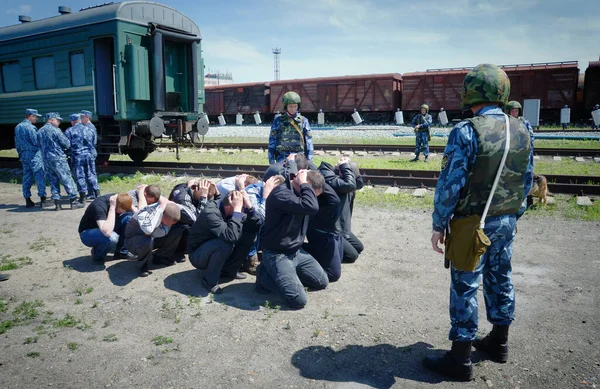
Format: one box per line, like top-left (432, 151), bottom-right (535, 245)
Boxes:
top-left (78, 192), bottom-right (134, 261)
top-left (255, 168), bottom-right (329, 309)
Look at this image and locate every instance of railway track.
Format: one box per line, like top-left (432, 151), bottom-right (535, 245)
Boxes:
top-left (1, 157), bottom-right (598, 195)
top-left (156, 142), bottom-right (600, 157)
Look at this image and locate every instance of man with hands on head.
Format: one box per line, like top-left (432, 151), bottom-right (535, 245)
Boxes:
top-left (187, 190), bottom-right (261, 294)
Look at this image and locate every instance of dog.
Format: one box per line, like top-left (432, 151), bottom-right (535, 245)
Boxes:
top-left (528, 174), bottom-right (549, 206)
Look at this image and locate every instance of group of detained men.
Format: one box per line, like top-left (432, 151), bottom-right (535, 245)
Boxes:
top-left (77, 153), bottom-right (364, 309)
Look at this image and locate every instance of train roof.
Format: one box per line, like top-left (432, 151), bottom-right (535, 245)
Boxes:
top-left (0, 1), bottom-right (200, 43)
top-left (403, 61), bottom-right (579, 77)
top-left (269, 73), bottom-right (402, 85)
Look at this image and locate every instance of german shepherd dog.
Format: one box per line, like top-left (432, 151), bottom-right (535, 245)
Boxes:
top-left (528, 174), bottom-right (549, 206)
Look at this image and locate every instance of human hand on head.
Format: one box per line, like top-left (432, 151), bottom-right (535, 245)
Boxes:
top-left (295, 169), bottom-right (308, 185)
top-left (235, 174), bottom-right (248, 190)
top-left (230, 191), bottom-right (244, 212)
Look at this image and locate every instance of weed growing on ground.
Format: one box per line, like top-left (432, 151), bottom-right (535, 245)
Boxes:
top-left (24, 336), bottom-right (39, 344)
top-left (28, 236), bottom-right (55, 252)
top-left (68, 342), bottom-right (78, 350)
top-left (75, 286), bottom-right (93, 296)
top-left (0, 298), bottom-right (7, 313)
top-left (0, 255), bottom-right (33, 271)
top-left (74, 299), bottom-right (82, 305)
top-left (312, 329), bottom-right (323, 338)
top-left (13, 300), bottom-right (44, 323)
top-left (26, 352), bottom-right (40, 358)
top-left (64, 264), bottom-right (73, 271)
top-left (264, 301), bottom-right (281, 319)
top-left (103, 334), bottom-right (118, 342)
top-left (53, 314), bottom-right (80, 328)
top-left (152, 336), bottom-right (173, 346)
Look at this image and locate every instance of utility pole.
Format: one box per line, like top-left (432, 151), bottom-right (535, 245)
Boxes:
top-left (272, 48), bottom-right (281, 80)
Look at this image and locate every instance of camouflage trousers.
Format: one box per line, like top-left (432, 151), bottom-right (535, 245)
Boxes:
top-left (71, 154), bottom-right (99, 194)
top-left (44, 158), bottom-right (78, 200)
top-left (449, 215), bottom-right (516, 342)
top-left (20, 151), bottom-right (46, 199)
top-left (415, 131), bottom-right (429, 157)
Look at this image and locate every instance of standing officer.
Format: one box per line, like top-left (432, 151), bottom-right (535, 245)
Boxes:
top-left (268, 91), bottom-right (314, 164)
top-left (80, 110), bottom-right (100, 198)
top-left (38, 113), bottom-right (84, 210)
top-left (410, 104), bottom-right (433, 162)
top-left (425, 64), bottom-right (534, 381)
top-left (14, 109), bottom-right (47, 208)
top-left (505, 100), bottom-right (534, 134)
top-left (66, 113), bottom-right (100, 202)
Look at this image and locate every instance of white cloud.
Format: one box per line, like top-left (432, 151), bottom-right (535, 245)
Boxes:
top-left (5, 5), bottom-right (32, 15)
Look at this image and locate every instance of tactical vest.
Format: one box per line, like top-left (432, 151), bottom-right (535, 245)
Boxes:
top-left (454, 115), bottom-right (531, 217)
top-left (275, 114), bottom-right (306, 154)
top-left (416, 114), bottom-right (431, 132)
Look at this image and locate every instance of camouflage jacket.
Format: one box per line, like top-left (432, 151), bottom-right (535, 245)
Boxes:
top-left (14, 119), bottom-right (41, 157)
top-left (432, 106), bottom-right (534, 232)
top-left (39, 123), bottom-right (70, 161)
top-left (268, 113), bottom-right (314, 163)
top-left (65, 123), bottom-right (89, 158)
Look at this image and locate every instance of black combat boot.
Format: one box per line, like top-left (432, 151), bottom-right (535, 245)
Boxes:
top-left (473, 325), bottom-right (509, 363)
top-left (423, 341), bottom-right (473, 381)
top-left (94, 189), bottom-right (101, 198)
top-left (40, 196), bottom-right (47, 207)
top-left (70, 198), bottom-right (85, 209)
top-left (424, 155), bottom-right (429, 162)
top-left (79, 192), bottom-right (86, 204)
top-left (410, 156), bottom-right (419, 162)
top-left (25, 197), bottom-right (35, 208)
top-left (54, 199), bottom-right (61, 211)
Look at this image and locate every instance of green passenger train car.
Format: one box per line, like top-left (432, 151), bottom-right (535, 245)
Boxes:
top-left (0, 1), bottom-right (208, 162)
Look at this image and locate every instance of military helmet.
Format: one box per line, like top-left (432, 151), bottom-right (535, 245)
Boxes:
top-left (460, 64), bottom-right (510, 110)
top-left (505, 100), bottom-right (522, 112)
top-left (420, 104), bottom-right (429, 112)
top-left (282, 91), bottom-right (302, 110)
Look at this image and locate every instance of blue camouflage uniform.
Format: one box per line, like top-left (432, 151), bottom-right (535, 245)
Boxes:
top-left (38, 115), bottom-right (79, 200)
top-left (432, 106), bottom-right (534, 342)
top-left (81, 110), bottom-right (100, 195)
top-left (66, 117), bottom-right (99, 195)
top-left (268, 113), bottom-right (314, 164)
top-left (14, 116), bottom-right (46, 199)
top-left (412, 113), bottom-right (432, 157)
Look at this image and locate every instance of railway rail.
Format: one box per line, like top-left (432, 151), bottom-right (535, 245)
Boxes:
top-left (1, 158), bottom-right (595, 196)
top-left (156, 142), bottom-right (600, 157)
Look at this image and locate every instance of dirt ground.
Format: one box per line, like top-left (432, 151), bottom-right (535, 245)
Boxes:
top-left (0, 182), bottom-right (598, 389)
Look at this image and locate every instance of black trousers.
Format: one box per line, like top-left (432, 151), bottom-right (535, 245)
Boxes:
top-left (125, 223), bottom-right (185, 271)
top-left (342, 232), bottom-right (364, 263)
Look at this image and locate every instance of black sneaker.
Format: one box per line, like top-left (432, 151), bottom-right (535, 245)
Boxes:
top-left (153, 256), bottom-right (175, 266)
top-left (25, 198), bottom-right (35, 208)
top-left (71, 199), bottom-right (85, 209)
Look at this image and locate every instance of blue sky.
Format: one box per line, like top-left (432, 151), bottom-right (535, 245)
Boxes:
top-left (2, 0), bottom-right (599, 83)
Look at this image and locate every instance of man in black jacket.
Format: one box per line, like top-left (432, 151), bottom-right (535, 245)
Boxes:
top-left (255, 169), bottom-right (329, 309)
top-left (319, 158), bottom-right (364, 263)
top-left (187, 190), bottom-right (260, 294)
top-left (303, 177), bottom-right (343, 282)
top-left (169, 179), bottom-right (218, 262)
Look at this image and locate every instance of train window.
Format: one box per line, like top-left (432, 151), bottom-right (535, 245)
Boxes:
top-left (1, 62), bottom-right (22, 92)
top-left (34, 56), bottom-right (56, 89)
top-left (69, 52), bottom-right (86, 86)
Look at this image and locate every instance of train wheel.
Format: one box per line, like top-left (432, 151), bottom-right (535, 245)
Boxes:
top-left (127, 149), bottom-right (149, 164)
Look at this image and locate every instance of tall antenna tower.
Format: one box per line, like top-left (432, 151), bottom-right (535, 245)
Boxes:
top-left (272, 47), bottom-right (281, 80)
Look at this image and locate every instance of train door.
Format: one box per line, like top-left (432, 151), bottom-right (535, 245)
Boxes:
top-left (164, 40), bottom-right (188, 112)
top-left (318, 85), bottom-right (337, 111)
top-left (94, 37), bottom-right (116, 117)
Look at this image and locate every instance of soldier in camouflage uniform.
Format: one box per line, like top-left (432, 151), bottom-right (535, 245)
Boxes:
top-left (80, 110), bottom-right (100, 198)
top-left (410, 104), bottom-right (433, 162)
top-left (14, 109), bottom-right (47, 208)
top-left (505, 100), bottom-right (534, 134)
top-left (424, 64), bottom-right (534, 381)
top-left (268, 91), bottom-right (314, 164)
top-left (66, 113), bottom-right (100, 202)
top-left (38, 113), bottom-right (84, 210)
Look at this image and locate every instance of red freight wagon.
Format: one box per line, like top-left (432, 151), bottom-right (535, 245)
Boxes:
top-left (583, 61), bottom-right (600, 112)
top-left (205, 82), bottom-right (269, 123)
top-left (268, 74), bottom-right (402, 122)
top-left (402, 62), bottom-right (579, 124)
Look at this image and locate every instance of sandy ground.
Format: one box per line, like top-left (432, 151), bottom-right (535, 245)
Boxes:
top-left (0, 182), bottom-right (598, 389)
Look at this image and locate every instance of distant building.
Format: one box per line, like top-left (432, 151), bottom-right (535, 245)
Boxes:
top-left (203, 70), bottom-right (234, 86)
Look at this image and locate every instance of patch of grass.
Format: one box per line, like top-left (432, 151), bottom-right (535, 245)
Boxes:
top-left (188, 295), bottom-right (201, 311)
top-left (24, 336), bottom-right (39, 344)
top-left (0, 298), bottom-right (7, 313)
top-left (26, 352), bottom-right (40, 358)
top-left (522, 195), bottom-right (600, 221)
top-left (13, 300), bottom-right (44, 323)
top-left (91, 302), bottom-right (98, 308)
top-left (96, 171), bottom-right (166, 194)
top-left (152, 335), bottom-right (173, 346)
top-left (67, 342), bottom-right (78, 350)
top-left (75, 286), bottom-right (94, 296)
top-left (53, 314), bottom-right (80, 328)
top-left (312, 329), bottom-right (324, 338)
top-left (0, 320), bottom-right (14, 334)
top-left (0, 255), bottom-right (33, 271)
top-left (64, 264), bottom-right (73, 271)
top-left (103, 334), bottom-right (118, 342)
top-left (28, 236), bottom-right (55, 252)
top-left (264, 301), bottom-right (281, 319)
top-left (74, 299), bottom-right (82, 305)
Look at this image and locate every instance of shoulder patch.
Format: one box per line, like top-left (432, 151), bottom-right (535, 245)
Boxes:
top-left (305, 130), bottom-right (312, 138)
top-left (270, 130), bottom-right (276, 137)
top-left (441, 152), bottom-right (452, 171)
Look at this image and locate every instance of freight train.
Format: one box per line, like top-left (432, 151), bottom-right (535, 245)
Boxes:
top-left (0, 1), bottom-right (209, 163)
top-left (205, 61), bottom-right (599, 127)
